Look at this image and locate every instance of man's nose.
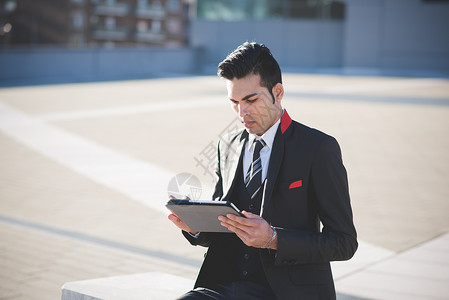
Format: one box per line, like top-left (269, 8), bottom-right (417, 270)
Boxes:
top-left (239, 102), bottom-right (249, 117)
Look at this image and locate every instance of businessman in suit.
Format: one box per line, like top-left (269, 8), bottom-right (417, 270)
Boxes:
top-left (168, 42), bottom-right (357, 300)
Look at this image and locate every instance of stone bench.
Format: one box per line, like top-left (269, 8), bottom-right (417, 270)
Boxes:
top-left (61, 272), bottom-right (194, 300)
top-left (61, 271), bottom-right (370, 300)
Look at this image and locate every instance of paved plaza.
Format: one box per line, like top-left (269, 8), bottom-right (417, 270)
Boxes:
top-left (0, 74), bottom-right (448, 299)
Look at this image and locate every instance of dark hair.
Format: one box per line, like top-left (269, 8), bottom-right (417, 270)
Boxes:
top-left (217, 42), bottom-right (282, 103)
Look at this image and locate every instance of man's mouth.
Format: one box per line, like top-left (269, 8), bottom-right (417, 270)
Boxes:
top-left (243, 120), bottom-right (255, 128)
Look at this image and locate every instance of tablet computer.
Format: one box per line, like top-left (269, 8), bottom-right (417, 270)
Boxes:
top-left (166, 199), bottom-right (243, 232)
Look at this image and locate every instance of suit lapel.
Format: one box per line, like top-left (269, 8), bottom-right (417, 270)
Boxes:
top-left (260, 110), bottom-right (292, 216)
top-left (222, 131), bottom-right (247, 200)
top-left (261, 128), bottom-right (284, 216)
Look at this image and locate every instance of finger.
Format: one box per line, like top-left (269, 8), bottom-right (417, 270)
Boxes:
top-left (168, 213), bottom-right (186, 227)
top-left (228, 210), bottom-right (261, 220)
top-left (241, 211), bottom-right (260, 219)
top-left (225, 213), bottom-right (261, 227)
top-left (168, 213), bottom-right (194, 232)
top-left (168, 195), bottom-right (190, 200)
top-left (168, 213), bottom-right (181, 223)
top-left (220, 216), bottom-right (244, 230)
top-left (222, 222), bottom-right (259, 247)
top-left (221, 220), bottom-right (250, 239)
top-left (220, 217), bottom-right (269, 247)
top-left (220, 217), bottom-right (255, 237)
top-left (219, 215), bottom-right (245, 228)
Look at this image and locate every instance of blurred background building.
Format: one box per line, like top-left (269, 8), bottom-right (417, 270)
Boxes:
top-left (0, 0), bottom-right (189, 48)
top-left (190, 0), bottom-right (449, 74)
top-left (0, 0), bottom-right (448, 85)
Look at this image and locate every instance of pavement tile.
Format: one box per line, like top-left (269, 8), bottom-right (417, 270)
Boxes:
top-left (336, 234), bottom-right (449, 299)
top-left (0, 221), bottom-right (199, 299)
top-left (0, 293), bottom-right (25, 300)
top-left (0, 131), bottom-right (204, 263)
top-left (336, 270), bottom-right (448, 300)
top-left (332, 240), bottom-right (394, 279)
top-left (368, 258), bottom-right (449, 281)
top-left (397, 243), bottom-right (449, 265)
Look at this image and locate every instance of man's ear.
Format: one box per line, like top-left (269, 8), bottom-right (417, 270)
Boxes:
top-left (272, 83), bottom-right (284, 104)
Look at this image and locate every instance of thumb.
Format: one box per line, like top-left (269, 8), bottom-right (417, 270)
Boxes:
top-left (242, 210), bottom-right (260, 219)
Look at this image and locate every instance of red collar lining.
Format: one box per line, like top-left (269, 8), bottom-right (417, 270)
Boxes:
top-left (280, 110), bottom-right (292, 134)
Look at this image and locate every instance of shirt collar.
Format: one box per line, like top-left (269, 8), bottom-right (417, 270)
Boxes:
top-left (248, 109), bottom-right (284, 151)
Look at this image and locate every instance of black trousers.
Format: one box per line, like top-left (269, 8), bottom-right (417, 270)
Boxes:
top-left (176, 281), bottom-right (277, 300)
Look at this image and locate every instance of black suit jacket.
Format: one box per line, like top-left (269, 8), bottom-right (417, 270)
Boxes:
top-left (183, 110), bottom-right (357, 300)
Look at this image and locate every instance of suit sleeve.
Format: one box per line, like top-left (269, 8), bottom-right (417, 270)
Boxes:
top-left (212, 140), bottom-right (224, 201)
top-left (181, 140), bottom-right (224, 247)
top-left (274, 136), bottom-right (358, 265)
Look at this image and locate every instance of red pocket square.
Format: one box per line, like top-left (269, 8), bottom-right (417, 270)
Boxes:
top-left (289, 180), bottom-right (302, 189)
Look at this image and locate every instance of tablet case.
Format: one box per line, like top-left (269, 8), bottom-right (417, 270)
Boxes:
top-left (166, 200), bottom-right (243, 232)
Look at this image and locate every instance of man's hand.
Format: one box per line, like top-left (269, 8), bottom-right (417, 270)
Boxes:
top-left (218, 211), bottom-right (277, 249)
top-left (167, 195), bottom-right (198, 235)
top-left (167, 211), bottom-right (199, 235)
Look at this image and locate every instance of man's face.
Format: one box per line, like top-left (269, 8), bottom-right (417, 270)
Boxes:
top-left (226, 73), bottom-right (283, 136)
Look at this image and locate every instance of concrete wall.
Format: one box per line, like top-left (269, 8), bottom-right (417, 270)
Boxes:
top-left (342, 0), bottom-right (449, 71)
top-left (0, 47), bottom-right (203, 85)
top-left (190, 19), bottom-right (344, 70)
top-left (192, 0), bottom-right (449, 73)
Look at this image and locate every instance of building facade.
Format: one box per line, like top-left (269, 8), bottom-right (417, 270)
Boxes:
top-left (0, 0), bottom-right (189, 48)
top-left (1, 0), bottom-right (448, 83)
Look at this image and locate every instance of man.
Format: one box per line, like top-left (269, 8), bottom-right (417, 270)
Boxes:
top-left (168, 42), bottom-right (357, 300)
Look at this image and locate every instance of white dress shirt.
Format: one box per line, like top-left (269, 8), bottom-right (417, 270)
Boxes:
top-left (243, 111), bottom-right (282, 184)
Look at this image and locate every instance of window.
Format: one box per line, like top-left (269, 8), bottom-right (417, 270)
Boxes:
top-left (151, 20), bottom-right (162, 33)
top-left (152, 0), bottom-right (163, 10)
top-left (138, 0), bottom-right (148, 9)
top-left (90, 15), bottom-right (99, 25)
top-left (4, 0), bottom-right (17, 12)
top-left (137, 20), bottom-right (149, 32)
top-left (105, 17), bottom-right (116, 29)
top-left (72, 12), bottom-right (85, 29)
top-left (196, 0), bottom-right (345, 21)
top-left (167, 0), bottom-right (180, 12)
top-left (166, 18), bottom-right (181, 35)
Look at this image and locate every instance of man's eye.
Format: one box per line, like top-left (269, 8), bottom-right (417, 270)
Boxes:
top-left (247, 99), bottom-right (257, 103)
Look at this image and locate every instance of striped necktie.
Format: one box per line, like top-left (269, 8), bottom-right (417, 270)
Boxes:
top-left (245, 139), bottom-right (266, 199)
